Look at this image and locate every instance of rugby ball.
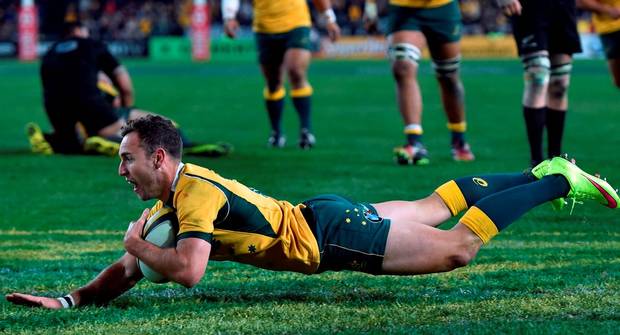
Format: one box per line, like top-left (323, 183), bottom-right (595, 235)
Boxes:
top-left (137, 207), bottom-right (179, 283)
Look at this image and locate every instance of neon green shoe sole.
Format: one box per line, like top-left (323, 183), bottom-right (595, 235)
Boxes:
top-left (544, 157), bottom-right (619, 209)
top-left (84, 136), bottom-right (120, 157)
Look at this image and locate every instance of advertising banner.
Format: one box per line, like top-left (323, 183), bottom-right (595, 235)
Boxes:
top-left (191, 0), bottom-right (210, 61)
top-left (18, 0), bottom-right (38, 61)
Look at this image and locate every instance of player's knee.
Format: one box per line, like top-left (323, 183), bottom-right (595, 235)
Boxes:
top-left (522, 53), bottom-right (550, 90)
top-left (548, 63), bottom-right (572, 100)
top-left (287, 67), bottom-right (306, 86)
top-left (447, 247), bottom-right (475, 270)
top-left (433, 56), bottom-right (461, 80)
top-left (389, 43), bottom-right (420, 78)
top-left (391, 60), bottom-right (417, 80)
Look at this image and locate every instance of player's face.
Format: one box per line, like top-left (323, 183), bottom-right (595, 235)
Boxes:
top-left (118, 132), bottom-right (163, 201)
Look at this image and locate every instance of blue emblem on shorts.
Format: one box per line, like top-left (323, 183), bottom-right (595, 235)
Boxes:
top-left (361, 204), bottom-right (383, 223)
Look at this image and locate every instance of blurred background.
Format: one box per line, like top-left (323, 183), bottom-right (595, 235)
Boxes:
top-left (0, 0), bottom-right (605, 61)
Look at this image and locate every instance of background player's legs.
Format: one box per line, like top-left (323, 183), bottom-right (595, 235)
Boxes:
top-left (608, 58), bottom-right (620, 89)
top-left (546, 53), bottom-right (573, 159)
top-left (389, 31), bottom-right (429, 165)
top-left (284, 48), bottom-right (315, 149)
top-left (521, 50), bottom-right (550, 166)
top-left (380, 175), bottom-right (570, 275)
top-left (428, 41), bottom-right (473, 161)
top-left (260, 62), bottom-right (286, 147)
top-left (36, 102), bottom-right (83, 154)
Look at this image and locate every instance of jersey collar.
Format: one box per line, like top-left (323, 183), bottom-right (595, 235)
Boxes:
top-left (166, 162), bottom-right (184, 207)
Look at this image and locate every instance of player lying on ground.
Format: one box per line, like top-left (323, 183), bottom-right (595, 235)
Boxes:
top-left (27, 20), bottom-right (230, 158)
top-left (7, 115), bottom-right (618, 309)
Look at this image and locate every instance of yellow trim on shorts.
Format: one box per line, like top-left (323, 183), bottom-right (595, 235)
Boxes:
top-left (291, 86), bottom-right (313, 98)
top-left (263, 87), bottom-right (286, 101)
top-left (435, 180), bottom-right (467, 216)
top-left (447, 122), bottom-right (467, 132)
top-left (459, 206), bottom-right (499, 244)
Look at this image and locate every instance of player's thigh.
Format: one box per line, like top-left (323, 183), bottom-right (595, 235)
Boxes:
top-left (600, 30), bottom-right (620, 86)
top-left (386, 4), bottom-right (426, 49)
top-left (255, 32), bottom-right (286, 89)
top-left (382, 221), bottom-right (470, 275)
top-left (283, 48), bottom-right (311, 82)
top-left (79, 96), bottom-right (120, 136)
top-left (418, 1), bottom-right (462, 58)
top-left (547, 0), bottom-right (581, 56)
top-left (510, 1), bottom-right (550, 56)
top-left (127, 108), bottom-right (150, 121)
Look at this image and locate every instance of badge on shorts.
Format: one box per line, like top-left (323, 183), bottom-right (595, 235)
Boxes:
top-left (472, 177), bottom-right (488, 187)
top-left (361, 204), bottom-right (383, 223)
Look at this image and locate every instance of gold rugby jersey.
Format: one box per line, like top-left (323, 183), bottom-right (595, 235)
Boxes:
top-left (591, 0), bottom-right (620, 34)
top-left (252, 0), bottom-right (311, 33)
top-left (389, 0), bottom-right (452, 8)
top-left (148, 163), bottom-right (320, 274)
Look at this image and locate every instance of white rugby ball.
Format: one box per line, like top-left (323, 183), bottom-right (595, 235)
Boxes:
top-left (137, 207), bottom-right (179, 283)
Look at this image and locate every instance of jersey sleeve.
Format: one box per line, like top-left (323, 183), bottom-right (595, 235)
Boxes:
top-left (94, 40), bottom-right (121, 77)
top-left (174, 178), bottom-right (228, 243)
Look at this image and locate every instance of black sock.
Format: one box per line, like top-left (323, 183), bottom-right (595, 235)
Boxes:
top-left (292, 96), bottom-right (311, 131)
top-left (454, 173), bottom-right (536, 208)
top-left (476, 175), bottom-right (569, 231)
top-left (546, 107), bottom-right (566, 158)
top-left (406, 134), bottom-right (422, 146)
top-left (523, 106), bottom-right (546, 165)
top-left (266, 98), bottom-right (284, 135)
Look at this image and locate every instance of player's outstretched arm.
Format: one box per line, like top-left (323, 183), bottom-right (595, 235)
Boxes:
top-left (124, 209), bottom-right (212, 288)
top-left (6, 252), bottom-right (144, 309)
top-left (312, 0), bottom-right (341, 41)
top-left (112, 65), bottom-right (135, 107)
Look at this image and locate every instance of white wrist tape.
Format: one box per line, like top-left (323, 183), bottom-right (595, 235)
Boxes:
top-left (321, 8), bottom-right (337, 24)
top-left (222, 0), bottom-right (240, 20)
top-left (57, 294), bottom-right (75, 308)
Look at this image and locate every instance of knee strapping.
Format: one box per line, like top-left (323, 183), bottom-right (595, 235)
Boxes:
top-left (388, 43), bottom-right (421, 65)
top-left (433, 56), bottom-right (461, 78)
top-left (522, 53), bottom-right (550, 86)
top-left (550, 63), bottom-right (572, 85)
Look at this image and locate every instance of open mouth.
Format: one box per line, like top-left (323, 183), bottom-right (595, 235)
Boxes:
top-left (126, 179), bottom-right (138, 191)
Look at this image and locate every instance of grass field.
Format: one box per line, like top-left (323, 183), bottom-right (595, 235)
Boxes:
top-left (0, 58), bottom-right (619, 334)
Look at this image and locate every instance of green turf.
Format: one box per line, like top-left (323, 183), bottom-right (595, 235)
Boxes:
top-left (1, 58), bottom-right (618, 334)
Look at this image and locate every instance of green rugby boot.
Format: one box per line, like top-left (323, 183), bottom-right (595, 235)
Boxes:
top-left (530, 159), bottom-right (566, 211)
top-left (25, 122), bottom-right (53, 155)
top-left (535, 156), bottom-right (619, 209)
top-left (185, 142), bottom-right (233, 157)
top-left (84, 136), bottom-right (120, 156)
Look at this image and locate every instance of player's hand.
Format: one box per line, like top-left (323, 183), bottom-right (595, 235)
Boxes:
top-left (124, 209), bottom-right (149, 253)
top-left (224, 19), bottom-right (239, 38)
top-left (326, 22), bottom-right (341, 42)
top-left (6, 293), bottom-right (63, 309)
top-left (501, 0), bottom-right (522, 16)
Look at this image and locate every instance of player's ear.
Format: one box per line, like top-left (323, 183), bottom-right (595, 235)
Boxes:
top-left (153, 148), bottom-right (166, 169)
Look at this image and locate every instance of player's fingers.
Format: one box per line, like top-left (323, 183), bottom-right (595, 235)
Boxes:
top-left (6, 293), bottom-right (40, 307)
top-left (140, 208), bottom-right (150, 221)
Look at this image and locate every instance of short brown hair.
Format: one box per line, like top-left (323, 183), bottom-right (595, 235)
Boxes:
top-left (121, 115), bottom-right (182, 159)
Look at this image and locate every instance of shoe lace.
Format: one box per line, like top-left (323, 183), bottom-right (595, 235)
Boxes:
top-left (567, 197), bottom-right (584, 215)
